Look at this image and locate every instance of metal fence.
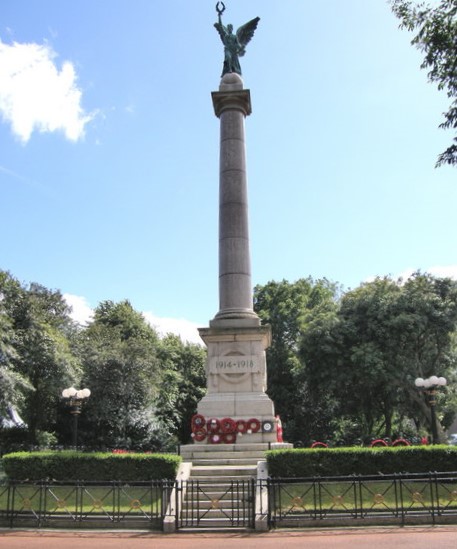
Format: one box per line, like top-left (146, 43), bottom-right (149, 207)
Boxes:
top-left (0, 480), bottom-right (173, 529)
top-left (2, 472), bottom-right (457, 530)
top-left (264, 472), bottom-right (457, 527)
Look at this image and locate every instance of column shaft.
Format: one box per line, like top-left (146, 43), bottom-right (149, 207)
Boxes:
top-left (211, 78), bottom-right (259, 326)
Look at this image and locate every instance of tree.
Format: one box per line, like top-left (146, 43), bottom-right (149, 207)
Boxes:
top-left (156, 334), bottom-right (206, 444)
top-left (0, 272), bottom-right (30, 418)
top-left (253, 278), bottom-right (340, 443)
top-left (0, 272), bottom-right (81, 444)
top-left (11, 283), bottom-right (81, 443)
top-left (301, 273), bottom-right (457, 442)
top-left (391, 0), bottom-right (457, 166)
top-left (78, 300), bottom-right (166, 450)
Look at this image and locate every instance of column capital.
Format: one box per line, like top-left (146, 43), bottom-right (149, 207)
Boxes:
top-left (212, 89), bottom-right (252, 118)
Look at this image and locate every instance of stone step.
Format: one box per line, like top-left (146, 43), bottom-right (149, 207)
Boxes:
top-left (190, 465), bottom-right (257, 477)
top-left (178, 527), bottom-right (249, 533)
top-left (185, 493), bottom-right (250, 504)
top-left (188, 475), bottom-right (255, 483)
top-left (182, 482), bottom-right (254, 494)
top-left (179, 519), bottom-right (251, 529)
top-left (181, 449), bottom-right (267, 460)
top-left (181, 443), bottom-right (271, 454)
top-left (191, 457), bottom-right (261, 466)
top-left (184, 498), bottom-right (248, 509)
top-left (182, 507), bottom-right (252, 519)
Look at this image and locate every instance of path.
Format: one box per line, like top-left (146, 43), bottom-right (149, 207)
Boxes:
top-left (1, 527), bottom-right (457, 549)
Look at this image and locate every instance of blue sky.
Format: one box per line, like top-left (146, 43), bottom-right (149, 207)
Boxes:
top-left (1, 1), bottom-right (456, 343)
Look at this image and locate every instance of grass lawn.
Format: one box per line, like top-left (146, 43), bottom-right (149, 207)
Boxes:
top-left (0, 483), bottom-right (164, 516)
top-left (271, 479), bottom-right (457, 514)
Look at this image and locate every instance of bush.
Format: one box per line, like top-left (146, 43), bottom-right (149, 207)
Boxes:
top-left (266, 445), bottom-right (457, 477)
top-left (1, 451), bottom-right (181, 481)
top-left (35, 431), bottom-right (58, 449)
top-left (0, 427), bottom-right (29, 456)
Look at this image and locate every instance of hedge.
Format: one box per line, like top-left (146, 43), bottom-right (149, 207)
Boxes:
top-left (1, 451), bottom-right (181, 481)
top-left (265, 445), bottom-right (457, 477)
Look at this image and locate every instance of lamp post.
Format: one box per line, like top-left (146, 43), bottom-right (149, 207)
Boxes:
top-left (415, 376), bottom-right (447, 444)
top-left (61, 387), bottom-right (91, 449)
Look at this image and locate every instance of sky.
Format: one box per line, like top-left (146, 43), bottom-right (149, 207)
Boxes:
top-left (1, 0), bottom-right (456, 344)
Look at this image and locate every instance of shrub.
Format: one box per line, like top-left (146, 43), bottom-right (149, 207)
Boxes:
top-left (0, 427), bottom-right (29, 456)
top-left (266, 445), bottom-right (457, 477)
top-left (1, 451), bottom-right (181, 481)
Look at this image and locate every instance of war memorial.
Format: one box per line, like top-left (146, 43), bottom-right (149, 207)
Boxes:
top-left (182, 8), bottom-right (289, 448)
top-left (3, 4), bottom-right (457, 537)
top-left (164, 3), bottom-right (291, 531)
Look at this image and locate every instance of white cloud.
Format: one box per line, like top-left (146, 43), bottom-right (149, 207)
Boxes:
top-left (427, 265), bottom-right (457, 280)
top-left (63, 294), bottom-right (94, 326)
top-left (143, 312), bottom-right (203, 345)
top-left (0, 38), bottom-right (95, 142)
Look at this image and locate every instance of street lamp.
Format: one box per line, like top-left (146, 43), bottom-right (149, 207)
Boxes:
top-left (61, 387), bottom-right (91, 449)
top-left (415, 376), bottom-right (447, 444)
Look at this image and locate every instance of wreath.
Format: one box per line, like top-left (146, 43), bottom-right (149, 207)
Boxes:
top-left (392, 438), bottom-right (410, 447)
top-left (236, 419), bottom-right (248, 434)
top-left (193, 429), bottom-right (207, 442)
top-left (247, 418), bottom-right (261, 433)
top-left (311, 441), bottom-right (328, 448)
top-left (222, 432), bottom-right (237, 444)
top-left (220, 417), bottom-right (236, 434)
top-left (209, 433), bottom-right (222, 444)
top-left (370, 439), bottom-right (388, 447)
top-left (207, 418), bottom-right (221, 433)
top-left (189, 415), bottom-right (266, 439)
top-left (191, 414), bottom-right (205, 431)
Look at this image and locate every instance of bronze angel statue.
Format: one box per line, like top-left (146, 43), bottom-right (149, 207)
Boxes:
top-left (214, 2), bottom-right (260, 77)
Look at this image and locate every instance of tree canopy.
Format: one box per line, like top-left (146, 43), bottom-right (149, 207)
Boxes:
top-left (391, 0), bottom-right (457, 166)
top-left (301, 273), bottom-right (457, 443)
top-left (1, 268), bottom-right (457, 452)
top-left (254, 278), bottom-right (341, 442)
top-left (0, 275), bottom-right (207, 453)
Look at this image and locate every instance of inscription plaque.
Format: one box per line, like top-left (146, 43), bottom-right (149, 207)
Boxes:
top-left (209, 355), bottom-right (260, 374)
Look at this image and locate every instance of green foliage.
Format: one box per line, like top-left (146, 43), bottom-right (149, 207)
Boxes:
top-left (34, 431), bottom-right (58, 449)
top-left (2, 266), bottom-right (457, 454)
top-left (0, 272), bottom-right (81, 443)
top-left (266, 445), bottom-right (457, 477)
top-left (0, 272), bottom-right (32, 416)
top-left (253, 278), bottom-right (340, 443)
top-left (156, 334), bottom-right (206, 444)
top-left (93, 300), bottom-right (159, 342)
top-left (301, 273), bottom-right (457, 442)
top-left (2, 450), bottom-right (181, 481)
top-left (390, 0), bottom-right (457, 166)
top-left (0, 270), bottom-right (206, 452)
top-left (0, 426), bottom-right (29, 456)
top-left (77, 300), bottom-right (165, 450)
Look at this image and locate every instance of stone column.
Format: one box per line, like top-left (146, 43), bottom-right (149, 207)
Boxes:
top-left (211, 73), bottom-right (259, 328)
top-left (193, 73), bottom-right (277, 444)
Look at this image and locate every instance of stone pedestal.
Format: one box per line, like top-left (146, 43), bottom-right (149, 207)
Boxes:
top-left (196, 324), bottom-right (276, 444)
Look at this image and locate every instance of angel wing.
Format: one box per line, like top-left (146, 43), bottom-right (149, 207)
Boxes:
top-left (236, 17), bottom-right (260, 55)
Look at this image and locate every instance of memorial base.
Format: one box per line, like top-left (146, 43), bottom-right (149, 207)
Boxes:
top-left (194, 322), bottom-right (278, 445)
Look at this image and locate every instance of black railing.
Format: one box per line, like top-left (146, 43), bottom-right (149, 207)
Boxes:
top-left (266, 472), bottom-right (457, 527)
top-left (0, 479), bottom-right (173, 529)
top-left (1, 472), bottom-right (457, 530)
